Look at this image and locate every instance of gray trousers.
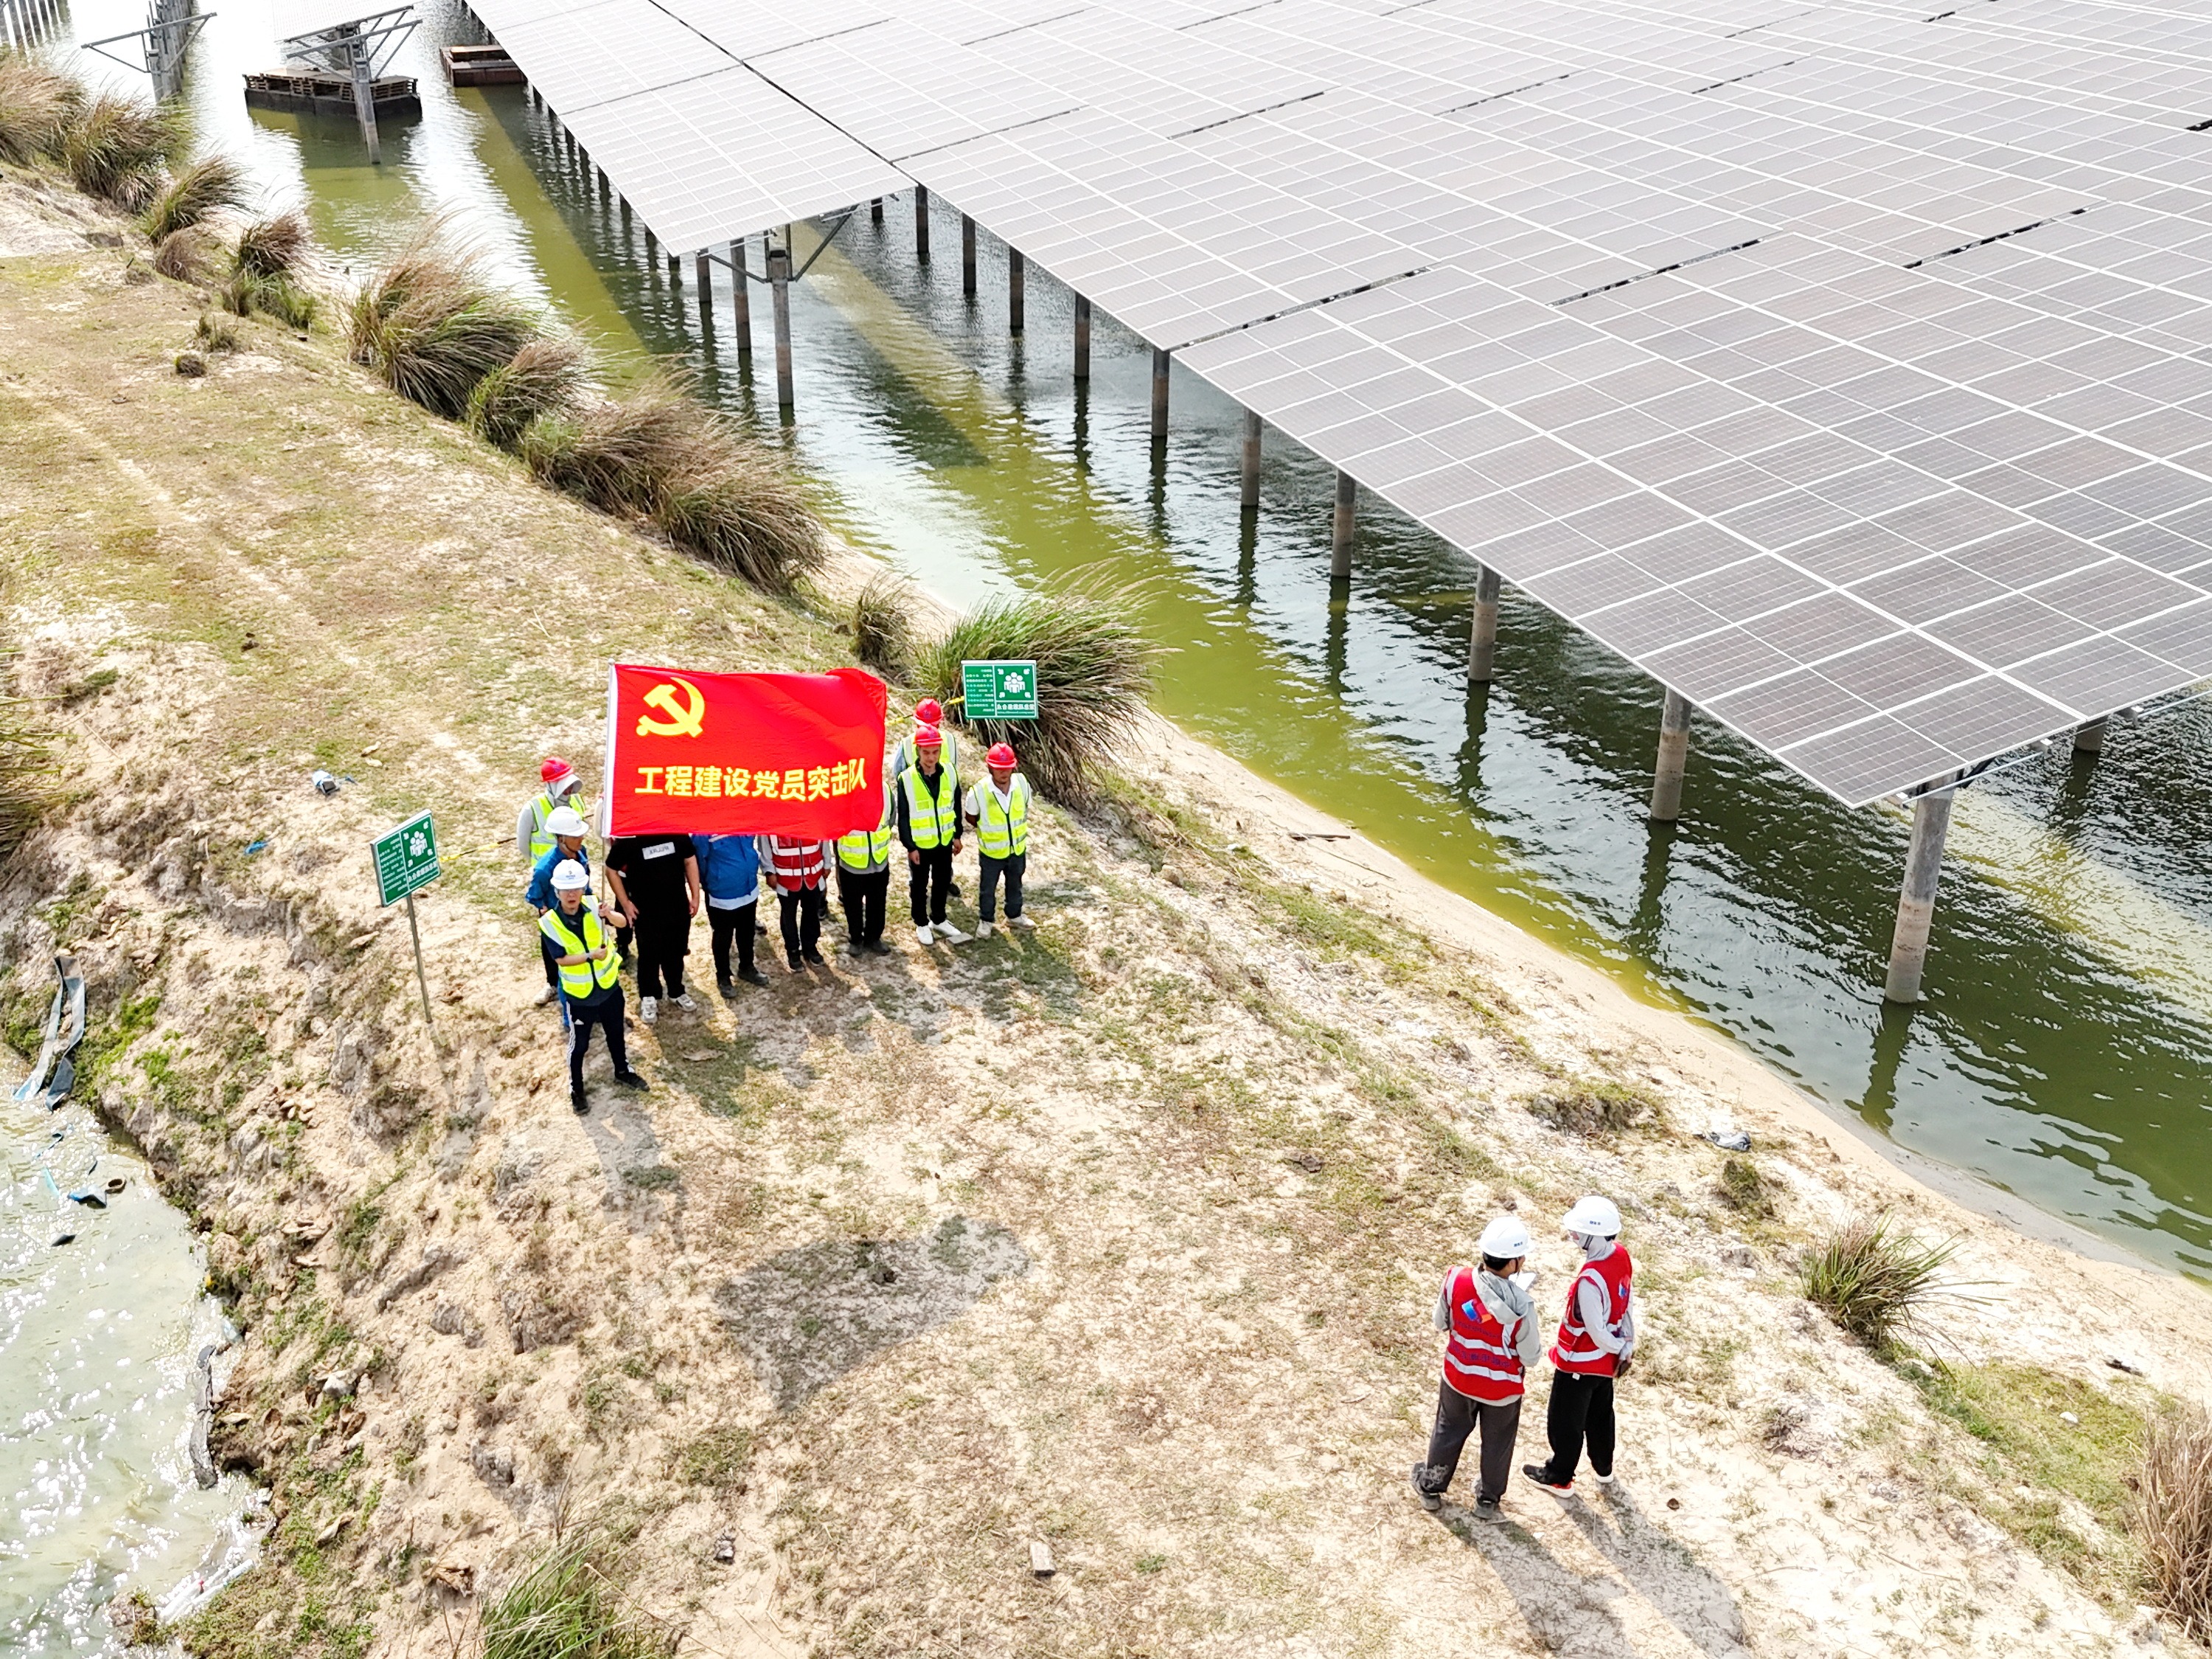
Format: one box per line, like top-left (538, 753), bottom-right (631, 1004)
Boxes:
top-left (1418, 1381), bottom-right (1521, 1504)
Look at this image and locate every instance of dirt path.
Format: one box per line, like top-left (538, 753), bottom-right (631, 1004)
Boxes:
top-left (0, 184), bottom-right (2205, 1659)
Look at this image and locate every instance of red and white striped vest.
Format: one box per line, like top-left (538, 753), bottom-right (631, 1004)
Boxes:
top-left (1442, 1265), bottom-right (1525, 1403)
top-left (765, 838), bottom-right (825, 891)
top-left (1551, 1245), bottom-right (1633, 1377)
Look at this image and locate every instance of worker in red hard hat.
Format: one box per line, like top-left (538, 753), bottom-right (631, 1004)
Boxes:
top-left (888, 700), bottom-right (964, 900)
top-left (518, 757), bottom-right (588, 865)
top-left (963, 740), bottom-right (1034, 939)
top-left (897, 725), bottom-right (967, 946)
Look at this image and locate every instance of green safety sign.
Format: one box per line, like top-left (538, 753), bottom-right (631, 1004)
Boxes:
top-left (372, 811), bottom-right (440, 907)
top-left (962, 659), bottom-right (1039, 721)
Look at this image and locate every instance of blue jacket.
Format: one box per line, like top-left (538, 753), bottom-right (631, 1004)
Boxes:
top-left (694, 833), bottom-right (762, 905)
top-left (525, 843), bottom-right (591, 911)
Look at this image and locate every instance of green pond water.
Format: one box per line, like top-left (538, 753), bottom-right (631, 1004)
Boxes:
top-left (17, 0), bottom-right (2212, 1638)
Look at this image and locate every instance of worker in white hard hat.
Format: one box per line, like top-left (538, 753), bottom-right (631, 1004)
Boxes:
top-left (1412, 1213), bottom-right (1543, 1521)
top-left (1523, 1194), bottom-right (1635, 1498)
top-left (524, 805), bottom-right (594, 1007)
top-left (538, 860), bottom-right (647, 1114)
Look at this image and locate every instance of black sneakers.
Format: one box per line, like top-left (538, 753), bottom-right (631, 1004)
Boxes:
top-left (1409, 1464), bottom-right (1442, 1512)
top-left (613, 1070), bottom-right (649, 1091)
top-left (1522, 1464), bottom-right (1573, 1498)
top-left (571, 1088), bottom-right (589, 1116)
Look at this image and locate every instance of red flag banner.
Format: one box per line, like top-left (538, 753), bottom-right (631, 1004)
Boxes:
top-left (602, 664), bottom-right (888, 838)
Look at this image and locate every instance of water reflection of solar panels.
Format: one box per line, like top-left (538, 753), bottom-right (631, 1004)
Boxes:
top-left (473, 0), bottom-right (2212, 802)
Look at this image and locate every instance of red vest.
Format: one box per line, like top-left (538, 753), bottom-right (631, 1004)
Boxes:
top-left (765, 838), bottom-right (824, 891)
top-left (1442, 1265), bottom-right (1525, 1403)
top-left (1551, 1245), bottom-right (1632, 1377)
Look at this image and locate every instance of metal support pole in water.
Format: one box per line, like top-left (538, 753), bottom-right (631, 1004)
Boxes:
top-left (730, 237), bottom-right (752, 355)
top-left (1240, 408), bottom-right (1261, 510)
top-left (1649, 689), bottom-right (1693, 821)
top-left (871, 197), bottom-right (883, 224)
top-left (961, 214), bottom-right (976, 298)
top-left (694, 251), bottom-right (711, 308)
top-left (1073, 295), bottom-right (1091, 382)
top-left (2075, 716), bottom-right (2108, 755)
top-left (644, 225), bottom-right (658, 263)
top-left (1150, 348), bottom-right (1169, 444)
top-left (768, 246), bottom-right (795, 416)
top-left (1468, 564), bottom-right (1502, 683)
top-left (669, 253), bottom-right (681, 284)
top-left (1009, 248), bottom-right (1025, 334)
top-left (1884, 784), bottom-right (1957, 1004)
top-left (1330, 470), bottom-right (1356, 581)
top-left (914, 186), bottom-right (930, 261)
top-left (348, 35), bottom-right (382, 164)
top-left (597, 167), bottom-right (608, 201)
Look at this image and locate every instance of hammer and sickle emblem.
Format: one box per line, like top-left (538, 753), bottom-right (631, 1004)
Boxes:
top-left (635, 676), bottom-right (706, 739)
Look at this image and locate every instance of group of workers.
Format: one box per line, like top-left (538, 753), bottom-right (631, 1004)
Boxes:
top-left (1415, 1194), bottom-right (1634, 1521)
top-left (515, 701), bottom-right (1037, 1115)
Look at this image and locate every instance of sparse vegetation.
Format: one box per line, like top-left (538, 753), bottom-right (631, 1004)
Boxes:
top-left (348, 226), bottom-right (543, 419)
top-left (465, 335), bottom-right (587, 451)
top-left (0, 52), bottom-right (75, 165)
top-left (234, 210), bottom-right (307, 279)
top-left (851, 569), bottom-right (917, 673)
top-left (479, 1530), bottom-right (674, 1659)
top-left (56, 91), bottom-right (186, 209)
top-left (2140, 1404), bottom-right (2212, 1641)
top-left (196, 310), bottom-right (239, 353)
top-left (674, 1424), bottom-right (751, 1491)
top-left (152, 225), bottom-right (219, 284)
top-left (917, 580), bottom-right (1155, 798)
top-left (143, 153), bottom-right (246, 241)
top-left (1800, 1212), bottom-right (1958, 1347)
top-left (1718, 1155), bottom-right (1773, 1217)
top-left (0, 700), bottom-right (52, 859)
top-left (1528, 1077), bottom-right (1662, 1137)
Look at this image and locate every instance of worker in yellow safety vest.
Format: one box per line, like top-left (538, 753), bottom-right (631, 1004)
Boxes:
top-left (538, 860), bottom-right (647, 1115)
top-left (835, 776), bottom-right (896, 956)
top-left (963, 741), bottom-right (1035, 939)
top-left (888, 700), bottom-right (962, 900)
top-left (897, 726), bottom-right (967, 946)
top-left (518, 756), bottom-right (590, 863)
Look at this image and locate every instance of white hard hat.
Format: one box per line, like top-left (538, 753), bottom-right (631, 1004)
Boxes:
top-left (1562, 1195), bottom-right (1621, 1238)
top-left (551, 859), bottom-right (590, 891)
top-left (1478, 1215), bottom-right (1531, 1259)
top-left (546, 807), bottom-right (588, 837)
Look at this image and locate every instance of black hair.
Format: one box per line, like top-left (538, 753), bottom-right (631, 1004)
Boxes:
top-left (1481, 1253), bottom-right (1516, 1273)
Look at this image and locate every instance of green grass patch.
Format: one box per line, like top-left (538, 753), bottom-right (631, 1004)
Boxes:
top-left (481, 1529), bottom-right (673, 1659)
top-left (674, 1424), bottom-right (752, 1491)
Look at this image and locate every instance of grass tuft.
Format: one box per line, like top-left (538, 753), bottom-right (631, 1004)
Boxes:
top-left (142, 153), bottom-right (246, 241)
top-left (348, 225), bottom-right (543, 420)
top-left (1717, 1155), bottom-right (1773, 1217)
top-left (234, 210), bottom-right (308, 279)
top-left (480, 1530), bottom-right (674, 1659)
top-left (1528, 1077), bottom-right (1662, 1138)
top-left (650, 448), bottom-right (824, 593)
top-left (518, 377), bottom-right (697, 511)
top-left (917, 578), bottom-right (1156, 799)
top-left (2140, 1405), bottom-right (2212, 1641)
top-left (0, 52), bottom-right (76, 165)
top-left (195, 310), bottom-right (238, 352)
top-left (151, 225), bottom-right (218, 284)
top-left (851, 570), bottom-right (917, 674)
top-left (1798, 1211), bottom-right (1958, 1348)
top-left (220, 268), bottom-right (316, 330)
top-left (57, 91), bottom-right (187, 209)
top-left (465, 335), bottom-right (588, 452)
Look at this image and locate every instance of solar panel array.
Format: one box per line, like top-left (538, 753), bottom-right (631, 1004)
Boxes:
top-left (471, 0), bottom-right (2212, 804)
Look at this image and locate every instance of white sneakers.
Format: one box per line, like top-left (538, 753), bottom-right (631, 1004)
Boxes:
top-left (640, 995), bottom-right (658, 1024)
top-left (936, 922), bottom-right (972, 945)
top-left (916, 925), bottom-right (935, 946)
top-left (1009, 914), bottom-right (1035, 931)
top-left (672, 992), bottom-right (698, 1012)
top-left (975, 919), bottom-right (995, 939)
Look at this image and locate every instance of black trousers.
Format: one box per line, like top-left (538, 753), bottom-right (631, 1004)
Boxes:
top-left (838, 866), bottom-right (888, 943)
top-left (708, 903), bottom-right (757, 981)
top-left (1419, 1381), bottom-right (1520, 1504)
top-left (567, 987), bottom-right (630, 1096)
top-left (978, 852), bottom-right (1026, 921)
top-left (1543, 1369), bottom-right (1616, 1483)
top-left (633, 909), bottom-right (689, 998)
top-left (778, 887), bottom-right (825, 960)
top-left (908, 846), bottom-right (953, 926)
top-left (540, 932), bottom-right (560, 990)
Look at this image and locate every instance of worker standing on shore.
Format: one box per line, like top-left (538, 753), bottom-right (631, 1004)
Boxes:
top-left (1523, 1196), bottom-right (1635, 1498)
top-left (523, 806), bottom-right (591, 1007)
top-left (695, 832), bottom-right (768, 992)
top-left (539, 860), bottom-right (647, 1115)
top-left (835, 775), bottom-right (896, 955)
top-left (604, 832), bottom-right (700, 1023)
top-left (1412, 1214), bottom-right (1541, 1522)
top-left (898, 726), bottom-right (967, 946)
top-left (758, 832), bottom-right (832, 970)
top-left (890, 700), bottom-right (961, 899)
top-left (964, 742), bottom-right (1035, 939)
top-left (517, 756), bottom-right (588, 864)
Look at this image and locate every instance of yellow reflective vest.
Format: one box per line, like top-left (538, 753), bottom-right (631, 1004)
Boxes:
top-left (525, 790), bottom-right (592, 861)
top-left (891, 728), bottom-right (959, 782)
top-left (539, 900), bottom-right (620, 1000)
top-left (971, 776), bottom-right (1031, 858)
top-left (837, 782), bottom-right (895, 872)
top-left (901, 764), bottom-right (959, 850)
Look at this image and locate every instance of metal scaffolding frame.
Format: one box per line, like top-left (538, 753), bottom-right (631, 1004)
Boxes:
top-left (281, 5), bottom-right (417, 164)
top-left (81, 1), bottom-right (215, 102)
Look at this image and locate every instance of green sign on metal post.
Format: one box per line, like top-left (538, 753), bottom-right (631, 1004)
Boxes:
top-left (372, 811), bottom-right (440, 906)
top-left (962, 659), bottom-right (1039, 721)
top-left (371, 812), bottom-right (439, 1030)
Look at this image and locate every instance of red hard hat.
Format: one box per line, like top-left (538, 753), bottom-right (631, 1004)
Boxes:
top-left (914, 725), bottom-right (944, 749)
top-left (915, 698), bottom-right (944, 723)
top-left (540, 755), bottom-right (574, 785)
top-left (986, 742), bottom-right (1017, 768)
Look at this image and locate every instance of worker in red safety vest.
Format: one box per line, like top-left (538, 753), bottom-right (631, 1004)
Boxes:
top-left (1523, 1195), bottom-right (1635, 1498)
top-left (757, 833), bottom-right (832, 972)
top-left (1411, 1214), bottom-right (1543, 1522)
